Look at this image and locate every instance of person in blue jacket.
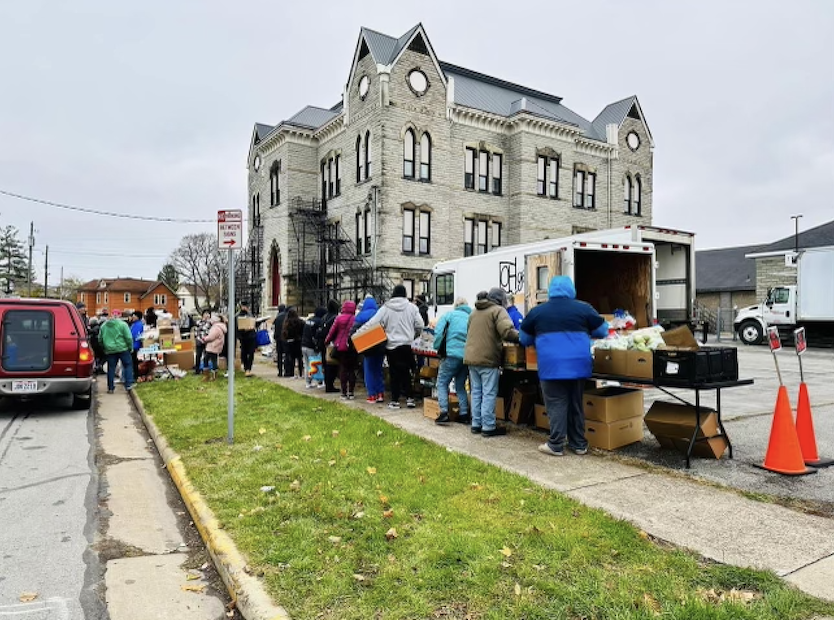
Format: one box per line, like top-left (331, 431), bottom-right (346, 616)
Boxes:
top-left (519, 276), bottom-right (608, 456)
top-left (354, 296), bottom-right (386, 404)
top-left (129, 310), bottom-right (145, 381)
top-left (506, 302), bottom-right (523, 329)
top-left (432, 298), bottom-right (472, 425)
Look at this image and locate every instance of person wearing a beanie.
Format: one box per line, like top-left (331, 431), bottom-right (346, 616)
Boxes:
top-left (355, 283), bottom-right (424, 409)
top-left (520, 276), bottom-right (608, 457)
top-left (316, 299), bottom-right (342, 392)
top-left (463, 286), bottom-right (519, 436)
top-left (273, 304), bottom-right (288, 376)
top-left (301, 307), bottom-right (326, 387)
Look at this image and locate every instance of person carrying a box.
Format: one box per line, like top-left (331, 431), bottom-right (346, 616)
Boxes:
top-left (464, 288), bottom-right (519, 436)
top-left (236, 301), bottom-right (258, 377)
top-left (432, 297), bottom-right (472, 426)
top-left (519, 275), bottom-right (609, 456)
top-left (202, 315), bottom-right (227, 381)
top-left (354, 297), bottom-right (386, 404)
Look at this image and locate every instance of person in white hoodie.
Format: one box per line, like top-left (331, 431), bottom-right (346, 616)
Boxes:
top-left (355, 284), bottom-right (424, 409)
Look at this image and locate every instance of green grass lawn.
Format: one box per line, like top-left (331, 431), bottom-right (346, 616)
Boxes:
top-left (136, 375), bottom-right (834, 620)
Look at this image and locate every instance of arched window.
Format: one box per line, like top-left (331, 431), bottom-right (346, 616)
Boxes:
top-left (623, 176), bottom-right (632, 214)
top-left (403, 129), bottom-right (415, 178)
top-left (420, 133), bottom-right (431, 181)
top-left (356, 135), bottom-right (363, 182)
top-left (364, 130), bottom-right (372, 179)
top-left (633, 175), bottom-right (642, 216)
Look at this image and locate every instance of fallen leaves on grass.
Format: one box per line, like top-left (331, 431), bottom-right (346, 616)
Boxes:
top-left (385, 528), bottom-right (398, 540)
top-left (643, 593), bottom-right (661, 615)
top-left (289, 480), bottom-right (301, 491)
top-left (383, 509), bottom-right (394, 518)
top-left (376, 430), bottom-right (383, 437)
top-left (253, 445), bottom-right (263, 452)
top-left (500, 547), bottom-right (513, 558)
top-left (332, 430), bottom-right (339, 437)
top-left (366, 467), bottom-right (377, 475)
top-left (353, 573), bottom-right (366, 582)
top-left (698, 588), bottom-right (760, 605)
top-left (303, 435), bottom-right (312, 442)
top-left (340, 448), bottom-right (347, 457)
top-left (258, 427), bottom-right (266, 435)
top-left (379, 495), bottom-right (389, 505)
top-left (19, 592), bottom-right (38, 603)
top-left (328, 536), bottom-right (342, 544)
top-left (260, 485), bottom-right (275, 492)
top-left (514, 583), bottom-right (522, 596)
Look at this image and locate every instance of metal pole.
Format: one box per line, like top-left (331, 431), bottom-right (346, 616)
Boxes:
top-left (791, 214), bottom-right (803, 255)
top-left (27, 222), bottom-right (34, 297)
top-left (716, 308), bottom-right (721, 342)
top-left (227, 247), bottom-right (235, 444)
top-left (43, 245), bottom-right (48, 299)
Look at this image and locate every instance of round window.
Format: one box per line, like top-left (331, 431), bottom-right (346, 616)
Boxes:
top-left (408, 70), bottom-right (428, 94)
top-left (627, 132), bottom-right (640, 151)
top-left (253, 155), bottom-right (261, 172)
top-left (358, 75), bottom-right (370, 99)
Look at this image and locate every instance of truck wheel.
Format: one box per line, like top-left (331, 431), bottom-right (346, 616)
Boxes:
top-left (738, 321), bottom-right (763, 345)
top-left (71, 387), bottom-right (92, 410)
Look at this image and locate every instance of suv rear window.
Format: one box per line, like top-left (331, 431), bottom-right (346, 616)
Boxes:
top-left (2, 310), bottom-right (54, 372)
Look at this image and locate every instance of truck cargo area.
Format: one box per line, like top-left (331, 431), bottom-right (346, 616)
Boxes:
top-left (574, 249), bottom-right (653, 328)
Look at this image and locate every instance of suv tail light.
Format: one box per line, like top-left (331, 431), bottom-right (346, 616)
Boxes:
top-left (79, 340), bottom-right (92, 363)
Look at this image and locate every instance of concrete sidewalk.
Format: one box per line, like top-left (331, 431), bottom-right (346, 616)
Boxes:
top-left (251, 362), bottom-right (834, 603)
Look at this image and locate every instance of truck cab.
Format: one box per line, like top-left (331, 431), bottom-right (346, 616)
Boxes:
top-left (734, 285), bottom-right (797, 345)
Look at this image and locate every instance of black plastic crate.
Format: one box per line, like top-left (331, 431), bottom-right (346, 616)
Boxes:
top-left (653, 347), bottom-right (738, 386)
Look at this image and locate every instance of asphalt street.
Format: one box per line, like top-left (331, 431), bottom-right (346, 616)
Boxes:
top-left (0, 393), bottom-right (105, 620)
top-left (616, 344), bottom-right (834, 511)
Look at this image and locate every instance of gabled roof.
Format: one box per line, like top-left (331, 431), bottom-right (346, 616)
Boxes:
top-left (751, 219), bottom-right (834, 254)
top-left (696, 245), bottom-right (761, 293)
top-left (76, 277), bottom-right (177, 296)
top-left (360, 24), bottom-right (421, 65)
top-left (254, 123), bottom-right (273, 141)
top-left (285, 106), bottom-right (341, 131)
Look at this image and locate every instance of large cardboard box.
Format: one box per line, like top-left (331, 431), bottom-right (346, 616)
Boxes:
top-left (644, 401), bottom-right (726, 459)
top-left (525, 346), bottom-right (538, 371)
top-left (609, 349), bottom-right (629, 376)
top-left (423, 396), bottom-right (460, 421)
top-left (593, 350), bottom-right (615, 375)
top-left (508, 386), bottom-right (537, 424)
top-left (502, 344), bottom-right (526, 368)
top-left (159, 335), bottom-right (176, 350)
top-left (427, 357), bottom-right (441, 369)
top-left (237, 316), bottom-right (257, 331)
top-left (165, 350), bottom-right (194, 369)
top-left (218, 357), bottom-right (242, 371)
top-left (495, 396), bottom-right (506, 420)
top-left (419, 365), bottom-right (438, 379)
top-left (585, 417), bottom-right (644, 450)
top-left (625, 350), bottom-right (653, 379)
top-left (174, 339), bottom-right (193, 352)
top-left (533, 404), bottom-right (549, 430)
top-left (351, 323), bottom-right (387, 353)
top-left (661, 325), bottom-right (700, 349)
top-left (583, 387), bottom-right (644, 423)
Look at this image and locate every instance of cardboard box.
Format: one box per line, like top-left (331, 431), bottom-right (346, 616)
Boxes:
top-left (525, 347), bottom-right (538, 371)
top-left (583, 387), bottom-right (644, 423)
top-left (502, 344), bottom-right (526, 368)
top-left (644, 401), bottom-right (727, 459)
top-left (533, 404), bottom-right (549, 430)
top-left (423, 396), bottom-right (460, 420)
top-left (351, 323), bottom-right (387, 353)
top-left (495, 396), bottom-right (506, 420)
top-left (174, 339), bottom-right (193, 352)
top-left (427, 357), bottom-right (441, 369)
top-left (218, 357), bottom-right (242, 371)
top-left (625, 350), bottom-right (653, 379)
top-left (609, 349), bottom-right (629, 376)
top-left (419, 365), bottom-right (439, 379)
top-left (585, 416), bottom-right (644, 450)
top-left (165, 350), bottom-right (194, 369)
top-left (159, 336), bottom-right (176, 350)
top-left (508, 386), bottom-right (537, 424)
top-left (593, 349), bottom-right (615, 375)
top-left (158, 325), bottom-right (175, 335)
top-left (157, 317), bottom-right (173, 328)
top-left (661, 325), bottom-right (700, 350)
top-left (237, 316), bottom-right (257, 331)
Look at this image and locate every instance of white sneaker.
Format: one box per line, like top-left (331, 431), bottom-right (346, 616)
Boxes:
top-left (388, 401), bottom-right (401, 410)
top-left (406, 398), bottom-right (416, 409)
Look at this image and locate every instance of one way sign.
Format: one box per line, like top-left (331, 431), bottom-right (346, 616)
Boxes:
top-left (217, 210), bottom-right (243, 250)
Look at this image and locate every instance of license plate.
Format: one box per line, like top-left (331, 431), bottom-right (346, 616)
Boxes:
top-left (12, 380), bottom-right (39, 393)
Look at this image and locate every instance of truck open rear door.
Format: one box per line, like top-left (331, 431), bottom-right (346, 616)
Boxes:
top-left (525, 251), bottom-right (561, 311)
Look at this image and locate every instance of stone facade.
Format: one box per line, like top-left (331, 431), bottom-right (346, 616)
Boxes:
top-left (247, 25), bottom-right (655, 311)
top-left (755, 256), bottom-right (797, 299)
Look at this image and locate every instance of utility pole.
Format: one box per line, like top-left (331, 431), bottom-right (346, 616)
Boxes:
top-left (791, 214), bottom-right (803, 255)
top-left (60, 266), bottom-right (64, 299)
top-left (43, 245), bottom-right (49, 298)
top-left (28, 222), bottom-right (34, 297)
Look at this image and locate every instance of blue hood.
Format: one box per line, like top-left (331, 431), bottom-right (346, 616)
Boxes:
top-left (548, 276), bottom-right (576, 299)
top-left (355, 298), bottom-right (379, 326)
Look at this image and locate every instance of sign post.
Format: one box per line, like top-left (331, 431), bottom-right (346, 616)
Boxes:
top-left (794, 326), bottom-right (807, 381)
top-left (218, 210), bottom-right (242, 444)
top-left (767, 326), bottom-right (783, 386)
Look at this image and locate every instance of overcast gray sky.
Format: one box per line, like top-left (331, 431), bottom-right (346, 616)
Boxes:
top-left (1, 0), bottom-right (832, 285)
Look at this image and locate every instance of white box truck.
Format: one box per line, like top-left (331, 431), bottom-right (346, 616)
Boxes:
top-left (734, 246), bottom-right (834, 346)
top-left (430, 226), bottom-right (699, 329)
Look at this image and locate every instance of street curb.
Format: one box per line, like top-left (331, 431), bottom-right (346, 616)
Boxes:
top-left (129, 389), bottom-right (291, 620)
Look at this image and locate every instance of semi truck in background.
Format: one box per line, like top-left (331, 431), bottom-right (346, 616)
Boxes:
top-left (430, 225), bottom-right (700, 331)
top-left (734, 246), bottom-right (834, 347)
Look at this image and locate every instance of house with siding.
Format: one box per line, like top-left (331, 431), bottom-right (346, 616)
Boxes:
top-left (76, 278), bottom-right (179, 317)
top-left (246, 24), bottom-right (655, 312)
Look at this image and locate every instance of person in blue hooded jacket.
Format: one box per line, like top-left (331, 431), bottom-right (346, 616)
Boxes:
top-left (520, 275), bottom-right (608, 456)
top-left (432, 298), bottom-right (472, 426)
top-left (354, 296), bottom-right (386, 404)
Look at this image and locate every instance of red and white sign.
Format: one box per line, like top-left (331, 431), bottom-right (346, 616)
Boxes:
top-left (217, 210), bottom-right (243, 250)
top-left (794, 327), bottom-right (807, 355)
top-left (767, 326), bottom-right (781, 353)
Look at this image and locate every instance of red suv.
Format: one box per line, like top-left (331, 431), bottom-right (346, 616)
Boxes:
top-left (0, 298), bottom-right (94, 409)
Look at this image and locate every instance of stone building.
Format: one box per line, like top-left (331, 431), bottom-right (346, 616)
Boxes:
top-left (245, 24), bottom-right (655, 312)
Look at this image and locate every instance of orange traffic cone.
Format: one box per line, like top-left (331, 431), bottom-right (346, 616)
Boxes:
top-left (796, 382), bottom-right (834, 468)
top-left (761, 386), bottom-right (815, 475)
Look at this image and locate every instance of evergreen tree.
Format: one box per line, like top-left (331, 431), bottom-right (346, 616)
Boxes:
top-left (0, 225), bottom-right (32, 294)
top-left (157, 263), bottom-right (180, 292)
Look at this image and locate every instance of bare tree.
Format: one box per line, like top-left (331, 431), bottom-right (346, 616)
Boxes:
top-left (168, 233), bottom-right (224, 312)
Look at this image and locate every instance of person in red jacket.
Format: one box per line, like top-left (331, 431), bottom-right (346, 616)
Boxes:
top-left (324, 300), bottom-right (357, 400)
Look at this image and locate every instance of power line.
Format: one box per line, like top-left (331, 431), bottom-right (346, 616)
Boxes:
top-left (0, 188), bottom-right (216, 223)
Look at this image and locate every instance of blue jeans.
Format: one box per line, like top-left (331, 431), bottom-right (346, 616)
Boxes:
top-left (363, 354), bottom-right (385, 396)
top-left (106, 350), bottom-right (134, 391)
top-left (468, 366), bottom-right (500, 431)
top-left (540, 379), bottom-right (587, 452)
top-left (437, 357), bottom-right (469, 417)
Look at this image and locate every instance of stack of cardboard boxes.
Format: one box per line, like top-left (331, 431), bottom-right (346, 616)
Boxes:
top-left (582, 387), bottom-right (645, 449)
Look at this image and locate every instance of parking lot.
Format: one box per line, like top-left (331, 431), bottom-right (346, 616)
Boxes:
top-left (617, 344), bottom-right (834, 513)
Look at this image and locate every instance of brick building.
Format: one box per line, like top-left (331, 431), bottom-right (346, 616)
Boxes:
top-left (246, 24), bottom-right (654, 312)
top-left (76, 278), bottom-right (179, 317)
